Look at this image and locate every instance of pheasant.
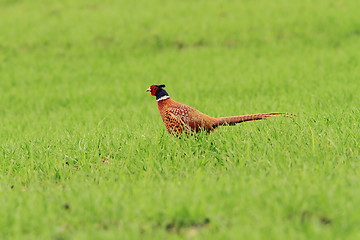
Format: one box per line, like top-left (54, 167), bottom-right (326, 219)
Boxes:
top-left (147, 84), bottom-right (294, 136)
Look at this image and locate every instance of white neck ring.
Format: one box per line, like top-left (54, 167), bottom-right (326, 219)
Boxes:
top-left (156, 95), bottom-right (170, 101)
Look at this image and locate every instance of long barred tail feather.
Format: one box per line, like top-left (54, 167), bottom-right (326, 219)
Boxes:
top-left (213, 113), bottom-right (295, 127)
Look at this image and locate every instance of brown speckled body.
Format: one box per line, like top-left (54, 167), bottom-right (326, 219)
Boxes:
top-left (157, 98), bottom-right (216, 135)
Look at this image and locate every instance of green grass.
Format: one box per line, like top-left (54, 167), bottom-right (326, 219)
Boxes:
top-left (1, 0), bottom-right (359, 239)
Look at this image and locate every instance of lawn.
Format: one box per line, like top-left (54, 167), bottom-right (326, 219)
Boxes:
top-left (0, 0), bottom-right (359, 239)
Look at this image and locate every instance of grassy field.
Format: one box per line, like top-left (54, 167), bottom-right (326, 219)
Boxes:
top-left (1, 0), bottom-right (359, 239)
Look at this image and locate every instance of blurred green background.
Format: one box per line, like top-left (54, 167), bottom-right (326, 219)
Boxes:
top-left (0, 0), bottom-right (359, 239)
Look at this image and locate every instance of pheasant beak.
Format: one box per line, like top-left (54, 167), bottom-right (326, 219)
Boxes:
top-left (146, 87), bottom-right (151, 92)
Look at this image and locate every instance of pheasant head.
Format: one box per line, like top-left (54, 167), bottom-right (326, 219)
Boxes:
top-left (146, 84), bottom-right (169, 101)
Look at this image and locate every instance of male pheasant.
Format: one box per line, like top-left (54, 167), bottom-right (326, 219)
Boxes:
top-left (147, 84), bottom-right (293, 136)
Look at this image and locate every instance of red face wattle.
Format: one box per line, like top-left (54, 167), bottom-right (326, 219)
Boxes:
top-left (146, 85), bottom-right (159, 96)
top-left (150, 85), bottom-right (158, 96)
